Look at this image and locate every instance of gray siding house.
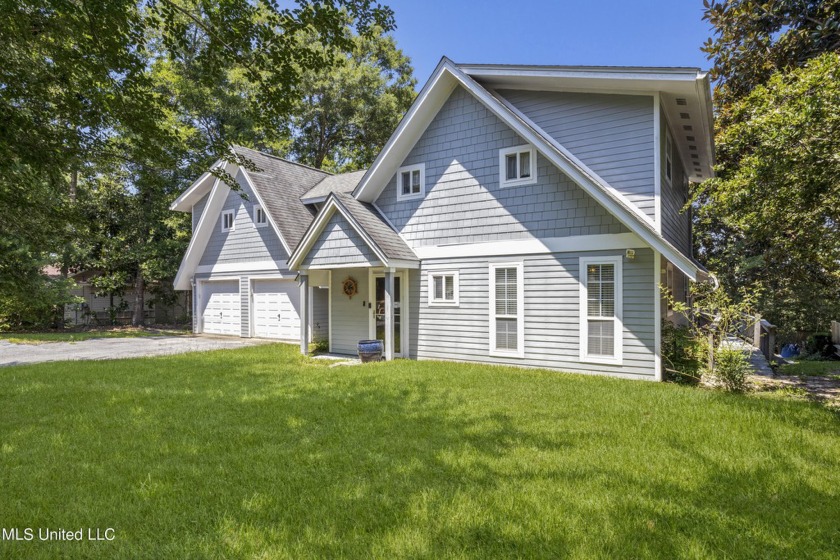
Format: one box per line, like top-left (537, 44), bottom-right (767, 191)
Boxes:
top-left (174, 58), bottom-right (714, 381)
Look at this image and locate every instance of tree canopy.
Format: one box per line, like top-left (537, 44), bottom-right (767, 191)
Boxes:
top-left (696, 0), bottom-right (840, 336)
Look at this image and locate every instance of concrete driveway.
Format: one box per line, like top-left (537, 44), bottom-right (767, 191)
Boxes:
top-left (0, 335), bottom-right (269, 367)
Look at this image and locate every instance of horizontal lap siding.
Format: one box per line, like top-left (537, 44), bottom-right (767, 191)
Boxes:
top-left (415, 249), bottom-right (656, 378)
top-left (499, 89), bottom-right (656, 221)
top-left (303, 213), bottom-right (380, 268)
top-left (661, 110), bottom-right (693, 257)
top-left (199, 169), bottom-right (287, 267)
top-left (312, 287), bottom-right (329, 342)
top-left (330, 268), bottom-right (369, 355)
top-left (374, 86), bottom-right (627, 247)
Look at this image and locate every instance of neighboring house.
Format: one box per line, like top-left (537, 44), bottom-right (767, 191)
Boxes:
top-left (173, 58), bottom-right (714, 381)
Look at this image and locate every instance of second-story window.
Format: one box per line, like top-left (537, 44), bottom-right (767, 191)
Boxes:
top-left (397, 163), bottom-right (425, 201)
top-left (499, 145), bottom-right (537, 187)
top-left (221, 209), bottom-right (235, 232)
top-left (254, 205), bottom-right (267, 227)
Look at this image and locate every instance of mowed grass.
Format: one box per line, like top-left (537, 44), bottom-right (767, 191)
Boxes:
top-left (778, 360), bottom-right (840, 377)
top-left (1, 345), bottom-right (839, 559)
top-left (0, 327), bottom-right (189, 344)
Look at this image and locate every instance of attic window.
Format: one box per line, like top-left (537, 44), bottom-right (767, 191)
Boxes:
top-left (397, 163), bottom-right (425, 201)
top-left (254, 205), bottom-right (267, 228)
top-left (221, 210), bottom-right (235, 232)
top-left (499, 145), bottom-right (537, 187)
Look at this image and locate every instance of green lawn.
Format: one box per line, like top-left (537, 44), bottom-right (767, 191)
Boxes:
top-left (1, 345), bottom-right (839, 559)
top-left (0, 327), bottom-right (189, 344)
top-left (778, 360), bottom-right (840, 377)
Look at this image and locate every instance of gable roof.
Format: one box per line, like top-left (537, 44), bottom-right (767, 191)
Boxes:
top-left (301, 169), bottom-right (367, 204)
top-left (350, 57), bottom-right (710, 280)
top-left (288, 192), bottom-right (417, 270)
top-left (230, 146), bottom-right (328, 250)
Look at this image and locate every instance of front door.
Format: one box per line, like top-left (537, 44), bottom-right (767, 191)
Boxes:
top-left (373, 274), bottom-right (402, 356)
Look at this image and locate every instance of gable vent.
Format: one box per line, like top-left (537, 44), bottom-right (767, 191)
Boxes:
top-left (686, 136), bottom-right (695, 141)
top-left (676, 98), bottom-right (687, 106)
top-left (683, 125), bottom-right (693, 131)
top-left (689, 145), bottom-right (697, 151)
top-left (694, 167), bottom-right (702, 172)
top-left (691, 154), bottom-right (700, 159)
top-left (680, 112), bottom-right (691, 119)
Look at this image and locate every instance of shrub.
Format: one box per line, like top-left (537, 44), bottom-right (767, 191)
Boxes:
top-left (662, 321), bottom-right (704, 384)
top-left (711, 347), bottom-right (751, 392)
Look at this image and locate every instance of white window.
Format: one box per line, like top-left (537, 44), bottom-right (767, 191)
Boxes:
top-left (254, 205), bottom-right (267, 228)
top-left (579, 257), bottom-right (623, 364)
top-left (499, 145), bottom-right (537, 187)
top-left (428, 272), bottom-right (459, 306)
top-left (665, 131), bottom-right (673, 185)
top-left (489, 263), bottom-right (524, 358)
top-left (221, 210), bottom-right (235, 232)
top-left (397, 163), bottom-right (425, 201)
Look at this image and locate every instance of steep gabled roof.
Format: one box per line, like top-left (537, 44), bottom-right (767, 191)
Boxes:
top-left (349, 57), bottom-right (710, 280)
top-left (301, 169), bottom-right (367, 203)
top-left (288, 192), bottom-right (417, 269)
top-left (230, 146), bottom-right (329, 249)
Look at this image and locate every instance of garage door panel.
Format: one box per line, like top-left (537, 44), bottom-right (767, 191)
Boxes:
top-left (253, 280), bottom-right (301, 340)
top-left (201, 281), bottom-right (241, 336)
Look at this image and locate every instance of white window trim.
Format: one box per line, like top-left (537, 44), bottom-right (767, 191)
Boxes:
top-left (253, 204), bottom-right (267, 228)
top-left (427, 271), bottom-right (459, 307)
top-left (489, 262), bottom-right (525, 358)
top-left (665, 131), bottom-right (673, 186)
top-left (396, 163), bottom-right (425, 201)
top-left (579, 256), bottom-right (623, 365)
top-left (499, 144), bottom-right (538, 188)
top-left (221, 209), bottom-right (235, 233)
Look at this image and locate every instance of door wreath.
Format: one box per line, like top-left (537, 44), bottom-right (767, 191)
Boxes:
top-left (342, 277), bottom-right (358, 299)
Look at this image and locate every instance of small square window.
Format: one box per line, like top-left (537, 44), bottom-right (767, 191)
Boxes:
top-left (428, 272), bottom-right (458, 306)
top-left (254, 205), bottom-right (267, 227)
top-left (221, 210), bottom-right (235, 232)
top-left (499, 145), bottom-right (537, 187)
top-left (397, 163), bottom-right (425, 201)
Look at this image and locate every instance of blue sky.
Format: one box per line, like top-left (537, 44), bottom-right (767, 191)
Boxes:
top-left (386, 1), bottom-right (714, 83)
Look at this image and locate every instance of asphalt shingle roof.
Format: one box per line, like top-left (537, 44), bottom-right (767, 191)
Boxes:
top-left (231, 146), bottom-right (329, 249)
top-left (333, 193), bottom-right (417, 262)
top-left (302, 170), bottom-right (367, 201)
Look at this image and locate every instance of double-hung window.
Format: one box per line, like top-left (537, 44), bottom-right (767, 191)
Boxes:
top-left (221, 209), bottom-right (235, 232)
top-left (254, 205), bottom-right (267, 227)
top-left (397, 163), bottom-right (425, 201)
top-left (428, 272), bottom-right (459, 306)
top-left (489, 263), bottom-right (524, 357)
top-left (499, 145), bottom-right (537, 187)
top-left (579, 257), bottom-right (623, 364)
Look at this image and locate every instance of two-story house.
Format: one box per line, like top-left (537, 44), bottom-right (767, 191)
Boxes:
top-left (172, 58), bottom-right (713, 381)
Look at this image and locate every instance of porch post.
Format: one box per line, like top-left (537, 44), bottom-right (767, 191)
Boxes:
top-left (384, 268), bottom-right (394, 361)
top-left (299, 272), bottom-right (310, 355)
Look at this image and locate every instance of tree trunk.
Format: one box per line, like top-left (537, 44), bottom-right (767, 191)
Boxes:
top-left (132, 270), bottom-right (145, 327)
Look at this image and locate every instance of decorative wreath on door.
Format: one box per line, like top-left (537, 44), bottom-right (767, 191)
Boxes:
top-left (342, 277), bottom-right (358, 299)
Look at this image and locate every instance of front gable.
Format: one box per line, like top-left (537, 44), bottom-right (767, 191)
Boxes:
top-left (374, 85), bottom-right (628, 247)
top-left (302, 211), bottom-right (382, 269)
top-left (199, 168), bottom-right (288, 268)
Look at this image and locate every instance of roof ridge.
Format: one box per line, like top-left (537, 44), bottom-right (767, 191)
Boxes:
top-left (231, 145), bottom-right (333, 176)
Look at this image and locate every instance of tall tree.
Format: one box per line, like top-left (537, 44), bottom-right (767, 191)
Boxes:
top-left (0, 0), bottom-right (395, 327)
top-left (287, 26), bottom-right (415, 171)
top-left (697, 0), bottom-right (840, 336)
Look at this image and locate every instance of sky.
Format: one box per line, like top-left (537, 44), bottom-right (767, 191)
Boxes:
top-left (385, 0), bottom-right (714, 84)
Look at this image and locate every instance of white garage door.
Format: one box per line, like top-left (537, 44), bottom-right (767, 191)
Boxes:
top-left (252, 280), bottom-right (301, 340)
top-left (201, 281), bottom-right (241, 336)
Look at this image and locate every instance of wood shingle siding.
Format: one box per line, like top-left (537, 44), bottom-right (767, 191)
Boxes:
top-left (302, 212), bottom-right (381, 268)
top-left (199, 169), bottom-right (288, 267)
top-left (374, 86), bottom-right (627, 247)
top-left (498, 89), bottom-right (656, 221)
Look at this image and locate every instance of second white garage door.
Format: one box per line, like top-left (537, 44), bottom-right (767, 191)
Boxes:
top-left (252, 280), bottom-right (301, 340)
top-left (201, 280), bottom-right (241, 336)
